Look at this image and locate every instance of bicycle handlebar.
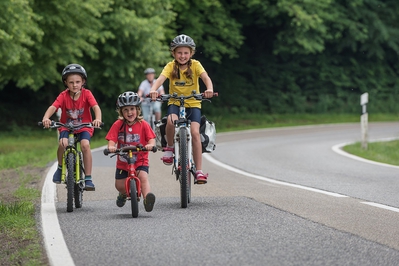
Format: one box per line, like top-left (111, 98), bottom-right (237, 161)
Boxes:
top-left (146, 91), bottom-right (218, 102)
top-left (38, 121), bottom-right (104, 130)
top-left (103, 145), bottom-right (157, 156)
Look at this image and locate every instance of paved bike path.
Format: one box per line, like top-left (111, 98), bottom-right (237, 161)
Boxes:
top-left (45, 122), bottom-right (399, 265)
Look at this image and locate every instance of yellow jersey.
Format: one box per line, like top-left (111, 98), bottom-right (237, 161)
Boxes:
top-left (160, 59), bottom-right (205, 108)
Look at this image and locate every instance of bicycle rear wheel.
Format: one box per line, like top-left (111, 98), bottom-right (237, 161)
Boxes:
top-left (130, 179), bottom-right (139, 218)
top-left (178, 127), bottom-right (189, 208)
top-left (66, 152), bottom-right (75, 212)
top-left (74, 152), bottom-right (84, 208)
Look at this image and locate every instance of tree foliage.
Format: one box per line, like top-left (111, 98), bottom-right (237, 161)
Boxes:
top-left (1, 0), bottom-right (399, 130)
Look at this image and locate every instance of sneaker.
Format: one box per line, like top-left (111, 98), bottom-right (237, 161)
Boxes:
top-left (84, 179), bottom-right (96, 191)
top-left (195, 171), bottom-right (208, 185)
top-left (161, 156), bottom-right (173, 165)
top-left (161, 147), bottom-right (174, 165)
top-left (53, 168), bottom-right (62, 184)
top-left (116, 193), bottom-right (127, 207)
top-left (143, 193), bottom-right (156, 212)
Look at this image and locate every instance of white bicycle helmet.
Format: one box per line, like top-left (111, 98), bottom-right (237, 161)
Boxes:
top-left (117, 91), bottom-right (141, 108)
top-left (144, 68), bottom-right (156, 75)
top-left (170, 34), bottom-right (196, 51)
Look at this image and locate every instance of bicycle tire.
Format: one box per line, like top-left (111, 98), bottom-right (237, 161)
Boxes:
top-left (74, 184), bottom-right (83, 208)
top-left (130, 179), bottom-right (139, 218)
top-left (66, 152), bottom-right (75, 212)
top-left (74, 152), bottom-right (84, 208)
top-left (178, 127), bottom-right (189, 208)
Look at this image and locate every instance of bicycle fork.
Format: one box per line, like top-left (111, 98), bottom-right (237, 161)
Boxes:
top-left (173, 126), bottom-right (194, 180)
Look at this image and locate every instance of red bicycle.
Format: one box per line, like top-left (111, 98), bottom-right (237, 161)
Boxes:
top-left (103, 145), bottom-right (156, 218)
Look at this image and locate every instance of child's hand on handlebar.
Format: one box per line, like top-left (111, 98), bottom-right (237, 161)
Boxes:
top-left (92, 119), bottom-right (102, 128)
top-left (42, 118), bottom-right (52, 128)
top-left (203, 90), bottom-right (214, 98)
top-left (149, 91), bottom-right (159, 101)
top-left (145, 144), bottom-right (154, 151)
top-left (107, 146), bottom-right (117, 153)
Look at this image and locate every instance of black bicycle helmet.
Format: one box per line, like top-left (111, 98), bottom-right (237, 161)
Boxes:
top-left (144, 68), bottom-right (156, 75)
top-left (170, 34), bottom-right (196, 51)
top-left (61, 64), bottom-right (87, 82)
top-left (117, 91), bottom-right (141, 108)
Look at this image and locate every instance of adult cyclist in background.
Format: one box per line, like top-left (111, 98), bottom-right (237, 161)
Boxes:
top-left (138, 68), bottom-right (165, 126)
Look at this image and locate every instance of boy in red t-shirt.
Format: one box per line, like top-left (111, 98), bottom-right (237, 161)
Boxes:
top-left (42, 64), bottom-right (102, 190)
top-left (105, 91), bottom-right (156, 212)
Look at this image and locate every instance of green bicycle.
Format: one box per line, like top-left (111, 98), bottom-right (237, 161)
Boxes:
top-left (39, 121), bottom-right (102, 212)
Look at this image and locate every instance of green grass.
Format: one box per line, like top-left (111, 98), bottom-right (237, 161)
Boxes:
top-left (212, 113), bottom-right (399, 132)
top-left (0, 129), bottom-right (105, 265)
top-left (0, 130), bottom-right (106, 171)
top-left (0, 172), bottom-right (44, 265)
top-left (343, 140), bottom-right (399, 166)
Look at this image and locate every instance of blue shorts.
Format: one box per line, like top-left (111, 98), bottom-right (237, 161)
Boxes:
top-left (115, 166), bottom-right (149, 180)
top-left (167, 105), bottom-right (201, 124)
top-left (59, 130), bottom-right (91, 141)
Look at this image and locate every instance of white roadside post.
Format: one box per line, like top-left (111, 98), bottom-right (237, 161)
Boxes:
top-left (360, 92), bottom-right (369, 150)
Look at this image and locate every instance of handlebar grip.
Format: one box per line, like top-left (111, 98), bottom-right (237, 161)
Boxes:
top-left (38, 122), bottom-right (43, 126)
top-left (103, 149), bottom-right (110, 156)
top-left (151, 146), bottom-right (157, 153)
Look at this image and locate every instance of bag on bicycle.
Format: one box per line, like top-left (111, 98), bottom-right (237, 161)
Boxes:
top-left (155, 116), bottom-right (167, 150)
top-left (200, 115), bottom-right (216, 153)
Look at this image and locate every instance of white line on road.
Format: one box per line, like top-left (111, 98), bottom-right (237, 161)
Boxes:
top-left (203, 153), bottom-right (348, 198)
top-left (360, 202), bottom-right (399, 213)
top-left (40, 146), bottom-right (105, 266)
top-left (41, 162), bottom-right (75, 266)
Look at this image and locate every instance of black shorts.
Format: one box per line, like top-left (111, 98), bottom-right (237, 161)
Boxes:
top-left (115, 166), bottom-right (149, 179)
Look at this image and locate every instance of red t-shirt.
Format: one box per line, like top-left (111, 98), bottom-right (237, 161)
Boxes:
top-left (52, 88), bottom-right (98, 135)
top-left (105, 119), bottom-right (156, 170)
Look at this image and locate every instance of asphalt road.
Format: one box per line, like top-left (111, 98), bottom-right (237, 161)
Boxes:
top-left (54, 122), bottom-right (399, 265)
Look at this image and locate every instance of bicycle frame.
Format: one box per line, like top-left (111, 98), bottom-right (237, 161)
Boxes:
top-left (173, 103), bottom-right (194, 176)
top-left (38, 121), bottom-right (101, 212)
top-left (103, 145), bottom-right (156, 218)
top-left (61, 131), bottom-right (84, 187)
top-left (124, 149), bottom-right (141, 200)
top-left (155, 91), bottom-right (216, 208)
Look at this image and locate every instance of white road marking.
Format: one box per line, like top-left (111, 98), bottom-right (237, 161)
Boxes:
top-left (41, 162), bottom-right (75, 266)
top-left (40, 146), bottom-right (105, 266)
top-left (360, 202), bottom-right (399, 213)
top-left (203, 153), bottom-right (348, 198)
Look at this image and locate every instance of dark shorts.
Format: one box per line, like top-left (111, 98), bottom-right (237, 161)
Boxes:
top-left (59, 130), bottom-right (91, 141)
top-left (168, 105), bottom-right (201, 124)
top-left (115, 166), bottom-right (149, 180)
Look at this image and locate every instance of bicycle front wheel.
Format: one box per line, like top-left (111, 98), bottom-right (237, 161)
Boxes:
top-left (66, 152), bottom-right (75, 212)
top-left (178, 127), bottom-right (189, 208)
top-left (130, 179), bottom-right (139, 218)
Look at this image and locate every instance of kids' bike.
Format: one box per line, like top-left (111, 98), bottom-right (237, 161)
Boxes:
top-left (38, 121), bottom-right (102, 212)
top-left (154, 91), bottom-right (217, 208)
top-left (103, 145), bottom-right (157, 218)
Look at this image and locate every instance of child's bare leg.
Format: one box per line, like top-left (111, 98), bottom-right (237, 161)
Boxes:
top-left (138, 171), bottom-right (150, 197)
top-left (138, 171), bottom-right (155, 212)
top-left (191, 122), bottom-right (202, 170)
top-left (80, 139), bottom-right (92, 175)
top-left (115, 179), bottom-right (126, 195)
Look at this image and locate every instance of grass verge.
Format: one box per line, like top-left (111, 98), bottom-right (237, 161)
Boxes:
top-left (342, 139), bottom-right (399, 166)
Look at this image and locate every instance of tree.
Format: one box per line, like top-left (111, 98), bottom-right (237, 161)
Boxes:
top-left (85, 0), bottom-right (175, 97)
top-left (0, 0), bottom-right (43, 87)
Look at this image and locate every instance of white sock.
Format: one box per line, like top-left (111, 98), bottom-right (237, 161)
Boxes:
top-left (164, 146), bottom-right (173, 157)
